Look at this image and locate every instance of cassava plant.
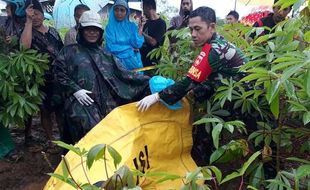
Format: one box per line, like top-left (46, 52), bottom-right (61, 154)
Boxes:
top-left (0, 36), bottom-right (49, 127)
top-left (150, 0), bottom-right (310, 189)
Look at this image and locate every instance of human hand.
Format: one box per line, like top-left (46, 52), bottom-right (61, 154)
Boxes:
top-left (139, 16), bottom-right (147, 29)
top-left (73, 89), bottom-right (94, 106)
top-left (136, 93), bottom-right (159, 112)
top-left (138, 16), bottom-right (146, 34)
top-left (25, 4), bottom-right (34, 21)
top-left (5, 36), bottom-right (12, 44)
top-left (181, 15), bottom-right (189, 27)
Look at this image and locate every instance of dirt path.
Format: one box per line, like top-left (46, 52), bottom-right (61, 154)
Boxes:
top-left (0, 122), bottom-right (61, 190)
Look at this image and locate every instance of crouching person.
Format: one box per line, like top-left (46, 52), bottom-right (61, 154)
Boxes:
top-left (137, 7), bottom-right (248, 166)
top-left (137, 6), bottom-right (247, 111)
top-left (53, 11), bottom-right (150, 143)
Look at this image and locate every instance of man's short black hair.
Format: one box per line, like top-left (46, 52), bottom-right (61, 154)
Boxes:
top-left (189, 6), bottom-right (216, 24)
top-left (143, 0), bottom-right (156, 10)
top-left (74, 4), bottom-right (90, 14)
top-left (227, 10), bottom-right (239, 20)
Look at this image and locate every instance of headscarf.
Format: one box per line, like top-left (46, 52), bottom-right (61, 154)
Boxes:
top-left (106, 0), bottom-right (131, 39)
top-left (25, 0), bottom-right (44, 14)
top-left (105, 0), bottom-right (142, 58)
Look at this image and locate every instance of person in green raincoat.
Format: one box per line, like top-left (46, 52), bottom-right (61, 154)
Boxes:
top-left (53, 11), bottom-right (150, 143)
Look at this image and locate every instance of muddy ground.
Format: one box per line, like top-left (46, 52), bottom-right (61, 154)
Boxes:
top-left (0, 118), bottom-right (308, 190)
top-left (0, 118), bottom-right (62, 190)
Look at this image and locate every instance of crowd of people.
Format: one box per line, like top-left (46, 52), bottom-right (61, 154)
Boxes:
top-left (0, 0), bottom-right (292, 168)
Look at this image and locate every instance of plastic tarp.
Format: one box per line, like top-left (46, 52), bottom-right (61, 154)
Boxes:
top-left (44, 99), bottom-right (197, 189)
top-left (53, 0), bottom-right (109, 29)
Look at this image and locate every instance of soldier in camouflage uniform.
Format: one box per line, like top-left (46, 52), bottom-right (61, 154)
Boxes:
top-left (53, 11), bottom-right (150, 143)
top-left (137, 7), bottom-right (247, 166)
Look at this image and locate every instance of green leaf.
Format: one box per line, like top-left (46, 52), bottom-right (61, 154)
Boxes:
top-left (186, 167), bottom-right (202, 183)
top-left (47, 173), bottom-right (78, 189)
top-left (18, 97), bottom-right (26, 107)
top-left (9, 104), bottom-right (18, 117)
top-left (264, 135), bottom-right (272, 146)
top-left (212, 110), bottom-right (230, 117)
top-left (248, 132), bottom-right (261, 141)
top-left (220, 170), bottom-right (240, 184)
top-left (296, 165), bottom-right (310, 179)
top-left (283, 80), bottom-right (296, 99)
top-left (52, 141), bottom-right (81, 155)
top-left (107, 145), bottom-right (122, 169)
top-left (255, 135), bottom-right (264, 147)
top-left (61, 159), bottom-right (69, 179)
top-left (278, 41), bottom-right (299, 52)
top-left (303, 112), bottom-right (310, 125)
top-left (288, 101), bottom-right (307, 112)
top-left (81, 184), bottom-right (100, 190)
top-left (254, 35), bottom-right (269, 44)
top-left (270, 93), bottom-right (280, 119)
top-left (87, 144), bottom-right (106, 169)
top-left (266, 53), bottom-right (275, 62)
top-left (24, 103), bottom-right (32, 115)
top-left (156, 173), bottom-right (183, 183)
top-left (251, 163), bottom-right (264, 188)
top-left (206, 166), bottom-right (222, 183)
top-left (225, 124), bottom-right (234, 133)
top-left (281, 61), bottom-right (308, 82)
top-left (212, 124), bottom-right (223, 149)
top-left (247, 67), bottom-right (269, 74)
top-left (271, 61), bottom-right (298, 72)
top-left (304, 30), bottom-right (310, 43)
top-left (210, 147), bottom-right (225, 164)
top-left (266, 179), bottom-right (293, 189)
top-left (240, 74), bottom-right (268, 82)
top-left (239, 151), bottom-right (261, 174)
top-left (193, 118), bottom-right (221, 125)
top-left (286, 157), bottom-right (310, 165)
top-left (305, 69), bottom-right (310, 97)
top-left (267, 41), bottom-right (275, 51)
top-left (128, 187), bottom-right (143, 190)
top-left (247, 185), bottom-right (259, 190)
top-left (266, 79), bottom-right (281, 104)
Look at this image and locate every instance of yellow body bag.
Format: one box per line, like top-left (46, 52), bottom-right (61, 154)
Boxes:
top-left (44, 99), bottom-right (197, 189)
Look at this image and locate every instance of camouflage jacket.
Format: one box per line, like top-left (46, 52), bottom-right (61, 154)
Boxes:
top-left (159, 33), bottom-right (247, 105)
top-left (53, 44), bottom-right (150, 116)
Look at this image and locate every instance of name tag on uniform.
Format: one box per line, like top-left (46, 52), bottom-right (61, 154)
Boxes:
top-left (187, 43), bottom-right (212, 82)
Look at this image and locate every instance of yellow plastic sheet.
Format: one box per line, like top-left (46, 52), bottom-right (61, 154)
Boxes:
top-left (44, 99), bottom-right (197, 190)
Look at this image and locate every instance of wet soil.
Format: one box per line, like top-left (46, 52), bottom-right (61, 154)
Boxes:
top-left (0, 118), bottom-right (62, 190)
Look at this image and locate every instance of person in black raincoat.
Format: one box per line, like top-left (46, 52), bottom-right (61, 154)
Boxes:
top-left (53, 10), bottom-right (150, 143)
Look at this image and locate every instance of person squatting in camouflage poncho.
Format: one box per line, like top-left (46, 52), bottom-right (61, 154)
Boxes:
top-left (137, 6), bottom-right (247, 166)
top-left (53, 11), bottom-right (150, 143)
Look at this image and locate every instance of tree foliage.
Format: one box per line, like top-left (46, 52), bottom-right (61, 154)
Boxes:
top-left (0, 30), bottom-right (49, 127)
